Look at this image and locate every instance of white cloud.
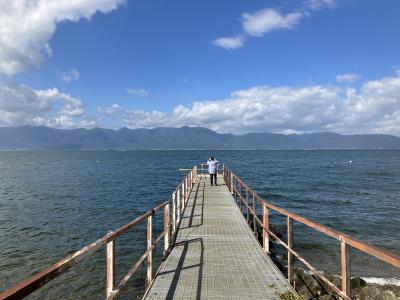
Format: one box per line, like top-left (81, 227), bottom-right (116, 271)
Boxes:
top-left (0, 0), bottom-right (125, 75)
top-left (306, 0), bottom-right (336, 10)
top-left (336, 73), bottom-right (362, 83)
top-left (213, 36), bottom-right (245, 49)
top-left (60, 68), bottom-right (80, 83)
top-left (126, 88), bottom-right (150, 97)
top-left (0, 83), bottom-right (96, 128)
top-left (213, 2), bottom-right (338, 50)
top-left (98, 74), bottom-right (400, 136)
top-left (242, 9), bottom-right (303, 37)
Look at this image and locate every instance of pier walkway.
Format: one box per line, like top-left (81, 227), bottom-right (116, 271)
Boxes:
top-left (144, 175), bottom-right (295, 300)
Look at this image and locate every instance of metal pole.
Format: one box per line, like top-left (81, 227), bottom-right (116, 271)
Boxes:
top-left (253, 192), bottom-right (257, 235)
top-left (341, 240), bottom-right (351, 298)
top-left (287, 217), bottom-right (293, 285)
top-left (177, 189), bottom-right (181, 224)
top-left (106, 238), bottom-right (115, 298)
top-left (164, 204), bottom-right (170, 254)
top-left (146, 215), bottom-right (153, 288)
top-left (172, 192), bottom-right (176, 234)
top-left (263, 205), bottom-right (269, 253)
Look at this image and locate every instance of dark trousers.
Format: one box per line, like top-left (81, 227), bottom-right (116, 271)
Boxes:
top-left (210, 173), bottom-right (217, 185)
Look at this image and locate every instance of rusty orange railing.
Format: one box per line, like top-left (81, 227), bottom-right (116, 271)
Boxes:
top-left (223, 165), bottom-right (400, 300)
top-left (0, 167), bottom-right (198, 300)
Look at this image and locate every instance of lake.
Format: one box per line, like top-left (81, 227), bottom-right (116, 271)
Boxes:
top-left (0, 150), bottom-right (399, 298)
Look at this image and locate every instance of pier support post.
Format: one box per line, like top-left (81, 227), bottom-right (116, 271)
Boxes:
top-left (341, 240), bottom-right (351, 298)
top-left (263, 205), bottom-right (269, 253)
top-left (287, 217), bottom-right (293, 285)
top-left (106, 237), bottom-right (115, 299)
top-left (146, 215), bottom-right (153, 288)
top-left (164, 204), bottom-right (170, 254)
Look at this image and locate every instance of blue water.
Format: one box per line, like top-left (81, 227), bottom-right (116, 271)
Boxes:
top-left (0, 150), bottom-right (399, 298)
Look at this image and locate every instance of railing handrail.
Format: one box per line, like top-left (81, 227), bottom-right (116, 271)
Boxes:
top-left (223, 165), bottom-right (400, 300)
top-left (0, 166), bottom-right (198, 300)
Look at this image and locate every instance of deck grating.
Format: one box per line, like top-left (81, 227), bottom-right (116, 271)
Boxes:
top-left (144, 175), bottom-right (296, 300)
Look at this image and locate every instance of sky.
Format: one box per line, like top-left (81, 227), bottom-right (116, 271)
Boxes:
top-left (0, 0), bottom-right (400, 135)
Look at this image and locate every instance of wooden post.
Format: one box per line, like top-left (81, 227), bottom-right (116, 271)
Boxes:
top-left (253, 192), bottom-right (257, 235)
top-left (287, 217), bottom-right (293, 285)
top-left (106, 238), bottom-right (115, 298)
top-left (164, 204), bottom-right (170, 254)
top-left (263, 205), bottom-right (269, 253)
top-left (146, 215), bottom-right (153, 288)
top-left (172, 192), bottom-right (176, 234)
top-left (341, 240), bottom-right (351, 298)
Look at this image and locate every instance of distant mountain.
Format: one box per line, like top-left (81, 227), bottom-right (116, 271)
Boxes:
top-left (0, 126), bottom-right (400, 150)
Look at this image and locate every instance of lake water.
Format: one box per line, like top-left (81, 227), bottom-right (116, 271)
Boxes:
top-left (0, 150), bottom-right (399, 298)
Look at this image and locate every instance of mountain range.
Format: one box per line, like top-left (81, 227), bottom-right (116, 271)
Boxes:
top-left (0, 126), bottom-right (399, 150)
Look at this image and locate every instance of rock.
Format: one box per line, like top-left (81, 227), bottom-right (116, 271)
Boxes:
top-left (351, 277), bottom-right (367, 289)
top-left (358, 286), bottom-right (399, 300)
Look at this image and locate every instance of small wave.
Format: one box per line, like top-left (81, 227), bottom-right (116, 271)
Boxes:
top-left (361, 277), bottom-right (400, 286)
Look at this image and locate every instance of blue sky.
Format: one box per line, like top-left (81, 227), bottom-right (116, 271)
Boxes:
top-left (1, 0), bottom-right (400, 135)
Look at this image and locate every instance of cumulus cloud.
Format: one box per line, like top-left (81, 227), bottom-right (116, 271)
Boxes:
top-left (336, 73), bottom-right (362, 83)
top-left (98, 73), bottom-right (400, 136)
top-left (0, 0), bottom-right (125, 75)
top-left (0, 83), bottom-right (96, 128)
top-left (126, 88), bottom-right (150, 97)
top-left (213, 2), bottom-right (337, 49)
top-left (242, 9), bottom-right (303, 37)
top-left (212, 36), bottom-right (245, 49)
top-left (60, 68), bottom-right (80, 83)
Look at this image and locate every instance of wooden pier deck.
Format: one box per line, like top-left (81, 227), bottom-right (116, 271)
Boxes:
top-left (144, 175), bottom-right (296, 300)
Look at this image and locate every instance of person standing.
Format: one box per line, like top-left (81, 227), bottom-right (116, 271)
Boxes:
top-left (207, 157), bottom-right (219, 186)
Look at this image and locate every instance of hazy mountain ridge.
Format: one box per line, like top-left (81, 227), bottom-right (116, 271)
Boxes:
top-left (0, 126), bottom-right (399, 150)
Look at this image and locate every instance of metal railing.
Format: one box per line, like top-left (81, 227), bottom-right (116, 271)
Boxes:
top-left (0, 167), bottom-right (198, 300)
top-left (223, 165), bottom-right (400, 300)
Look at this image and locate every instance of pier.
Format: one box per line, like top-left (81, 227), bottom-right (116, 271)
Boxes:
top-left (144, 174), bottom-right (294, 300)
top-left (0, 164), bottom-right (399, 300)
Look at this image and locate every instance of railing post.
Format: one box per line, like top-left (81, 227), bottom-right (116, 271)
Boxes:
top-left (287, 217), bottom-right (293, 285)
top-left (341, 240), bottom-right (351, 298)
top-left (239, 185), bottom-right (243, 212)
top-left (106, 237), bottom-right (115, 299)
top-left (253, 192), bottom-right (257, 235)
top-left (172, 192), bottom-right (176, 234)
top-left (230, 172), bottom-right (234, 194)
top-left (146, 215), bottom-right (153, 288)
top-left (177, 188), bottom-right (181, 224)
top-left (185, 177), bottom-right (188, 202)
top-left (246, 189), bottom-right (250, 223)
top-left (164, 204), bottom-right (170, 254)
top-left (263, 204), bottom-right (269, 253)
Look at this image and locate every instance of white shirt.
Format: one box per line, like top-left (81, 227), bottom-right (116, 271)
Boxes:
top-left (207, 159), bottom-right (218, 174)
